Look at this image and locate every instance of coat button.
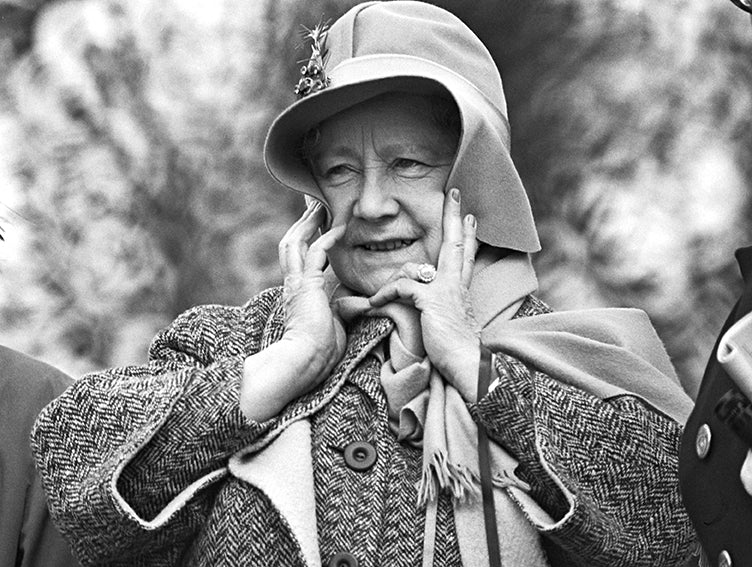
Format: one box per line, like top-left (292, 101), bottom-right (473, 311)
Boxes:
top-left (718, 550), bottom-right (732, 567)
top-left (328, 551), bottom-right (359, 567)
top-left (343, 441), bottom-right (377, 471)
top-left (695, 423), bottom-right (712, 459)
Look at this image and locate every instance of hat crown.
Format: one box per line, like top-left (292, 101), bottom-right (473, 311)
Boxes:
top-left (327, 1), bottom-right (507, 115)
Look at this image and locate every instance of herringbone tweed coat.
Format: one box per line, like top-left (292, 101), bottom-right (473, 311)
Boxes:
top-left (31, 288), bottom-right (696, 567)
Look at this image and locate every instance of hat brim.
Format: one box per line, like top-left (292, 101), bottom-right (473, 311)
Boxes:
top-left (263, 54), bottom-right (540, 252)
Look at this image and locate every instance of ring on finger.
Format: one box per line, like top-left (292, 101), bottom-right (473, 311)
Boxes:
top-left (416, 263), bottom-right (437, 283)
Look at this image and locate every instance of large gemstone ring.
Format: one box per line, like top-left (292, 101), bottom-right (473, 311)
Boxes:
top-left (416, 264), bottom-right (437, 283)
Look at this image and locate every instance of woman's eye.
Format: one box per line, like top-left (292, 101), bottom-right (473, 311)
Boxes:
top-left (325, 164), bottom-right (351, 177)
top-left (393, 158), bottom-right (423, 169)
top-left (391, 158), bottom-right (432, 178)
top-left (316, 163), bottom-right (359, 186)
top-left (318, 163), bottom-right (357, 179)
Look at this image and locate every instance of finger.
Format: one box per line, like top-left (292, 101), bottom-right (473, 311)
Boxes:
top-left (381, 262), bottom-right (440, 286)
top-left (304, 224), bottom-right (346, 274)
top-left (285, 200), bottom-right (325, 239)
top-left (369, 278), bottom-right (422, 307)
top-left (436, 188), bottom-right (464, 277)
top-left (279, 201), bottom-right (325, 275)
top-left (279, 201), bottom-right (321, 274)
top-left (461, 214), bottom-right (478, 288)
top-left (383, 262), bottom-right (424, 285)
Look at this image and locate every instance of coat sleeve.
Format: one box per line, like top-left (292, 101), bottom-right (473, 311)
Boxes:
top-left (470, 353), bottom-right (699, 567)
top-left (30, 289), bottom-right (284, 566)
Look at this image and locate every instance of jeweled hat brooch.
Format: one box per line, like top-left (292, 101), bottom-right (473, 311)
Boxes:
top-left (294, 20), bottom-right (332, 99)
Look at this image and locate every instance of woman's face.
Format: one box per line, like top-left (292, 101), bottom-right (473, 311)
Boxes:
top-left (310, 92), bottom-right (459, 295)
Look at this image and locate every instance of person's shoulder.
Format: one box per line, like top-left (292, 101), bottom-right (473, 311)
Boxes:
top-left (238, 285), bottom-right (285, 318)
top-left (169, 286), bottom-right (284, 327)
top-left (149, 286), bottom-right (285, 356)
top-left (0, 345), bottom-right (72, 430)
top-left (0, 345), bottom-right (72, 397)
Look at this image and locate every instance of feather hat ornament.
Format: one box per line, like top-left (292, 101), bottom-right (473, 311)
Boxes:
top-left (294, 20), bottom-right (332, 99)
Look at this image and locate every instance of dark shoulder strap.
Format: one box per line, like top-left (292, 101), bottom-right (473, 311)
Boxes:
top-left (477, 345), bottom-right (502, 567)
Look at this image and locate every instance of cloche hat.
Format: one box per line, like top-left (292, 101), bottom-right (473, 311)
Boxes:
top-left (264, 0), bottom-right (540, 253)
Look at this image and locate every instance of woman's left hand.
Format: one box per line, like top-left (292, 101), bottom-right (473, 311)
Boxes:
top-left (369, 188), bottom-right (482, 401)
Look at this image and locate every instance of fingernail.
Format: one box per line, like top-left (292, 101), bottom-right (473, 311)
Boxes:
top-left (465, 214), bottom-right (476, 228)
top-left (450, 188), bottom-right (460, 202)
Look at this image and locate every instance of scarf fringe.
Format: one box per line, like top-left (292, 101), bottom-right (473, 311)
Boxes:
top-left (492, 469), bottom-right (531, 492)
top-left (446, 461), bottom-right (481, 503)
top-left (418, 450), bottom-right (481, 505)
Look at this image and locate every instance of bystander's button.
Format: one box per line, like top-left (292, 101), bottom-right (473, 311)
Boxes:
top-left (328, 551), bottom-right (359, 567)
top-left (344, 441), bottom-right (377, 471)
top-left (718, 550), bottom-right (732, 567)
top-left (695, 423), bottom-right (712, 459)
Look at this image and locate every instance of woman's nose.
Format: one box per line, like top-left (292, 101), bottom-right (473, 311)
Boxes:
top-left (352, 171), bottom-right (399, 220)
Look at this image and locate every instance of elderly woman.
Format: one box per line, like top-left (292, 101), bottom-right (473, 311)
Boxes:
top-left (32, 2), bottom-right (697, 566)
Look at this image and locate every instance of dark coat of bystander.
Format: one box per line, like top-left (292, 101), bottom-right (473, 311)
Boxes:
top-left (680, 246), bottom-right (752, 567)
top-left (0, 345), bottom-right (79, 567)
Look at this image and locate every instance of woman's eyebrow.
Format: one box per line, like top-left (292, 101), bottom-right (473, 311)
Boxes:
top-left (312, 145), bottom-right (360, 163)
top-left (376, 141), bottom-right (453, 158)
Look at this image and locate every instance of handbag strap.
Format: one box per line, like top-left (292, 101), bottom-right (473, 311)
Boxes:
top-left (477, 345), bottom-right (502, 567)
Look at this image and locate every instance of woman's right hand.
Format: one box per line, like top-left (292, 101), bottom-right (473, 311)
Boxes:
top-left (278, 201), bottom-right (347, 378)
top-left (240, 201), bottom-right (347, 422)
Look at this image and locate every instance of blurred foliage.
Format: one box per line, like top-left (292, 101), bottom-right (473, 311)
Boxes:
top-left (0, 0), bottom-right (750, 394)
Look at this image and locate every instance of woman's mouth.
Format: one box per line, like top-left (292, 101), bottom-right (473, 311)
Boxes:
top-left (360, 239), bottom-right (415, 252)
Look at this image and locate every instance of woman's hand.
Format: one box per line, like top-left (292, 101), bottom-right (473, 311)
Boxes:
top-left (240, 201), bottom-right (346, 421)
top-left (369, 188), bottom-right (482, 401)
top-left (278, 201), bottom-right (347, 373)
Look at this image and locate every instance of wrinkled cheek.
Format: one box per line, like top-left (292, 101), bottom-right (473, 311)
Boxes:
top-left (328, 253), bottom-right (389, 295)
top-left (421, 233), bottom-right (443, 266)
top-left (326, 248), bottom-right (361, 284)
top-left (323, 199), bottom-right (354, 228)
top-left (325, 246), bottom-right (348, 275)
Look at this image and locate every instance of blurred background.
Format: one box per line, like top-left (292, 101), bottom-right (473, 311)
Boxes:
top-left (0, 0), bottom-right (750, 396)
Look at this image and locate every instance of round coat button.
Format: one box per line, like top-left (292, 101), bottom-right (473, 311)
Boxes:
top-left (719, 550), bottom-right (732, 567)
top-left (328, 551), bottom-right (359, 567)
top-left (344, 441), bottom-right (377, 471)
top-left (695, 423), bottom-right (712, 459)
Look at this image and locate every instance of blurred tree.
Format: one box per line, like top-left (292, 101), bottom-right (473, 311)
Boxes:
top-left (0, 0), bottom-right (310, 373)
top-left (485, 0), bottom-right (752, 395)
top-left (0, 0), bottom-right (750, 394)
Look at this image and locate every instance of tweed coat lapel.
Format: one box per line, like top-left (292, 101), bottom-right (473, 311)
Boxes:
top-left (229, 313), bottom-right (393, 566)
top-left (229, 420), bottom-right (320, 566)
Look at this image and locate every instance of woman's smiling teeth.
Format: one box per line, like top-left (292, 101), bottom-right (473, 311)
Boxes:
top-left (361, 239), bottom-right (415, 252)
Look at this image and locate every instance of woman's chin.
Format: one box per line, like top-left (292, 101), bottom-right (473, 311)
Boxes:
top-left (336, 269), bottom-right (393, 297)
top-left (342, 278), bottom-right (384, 298)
